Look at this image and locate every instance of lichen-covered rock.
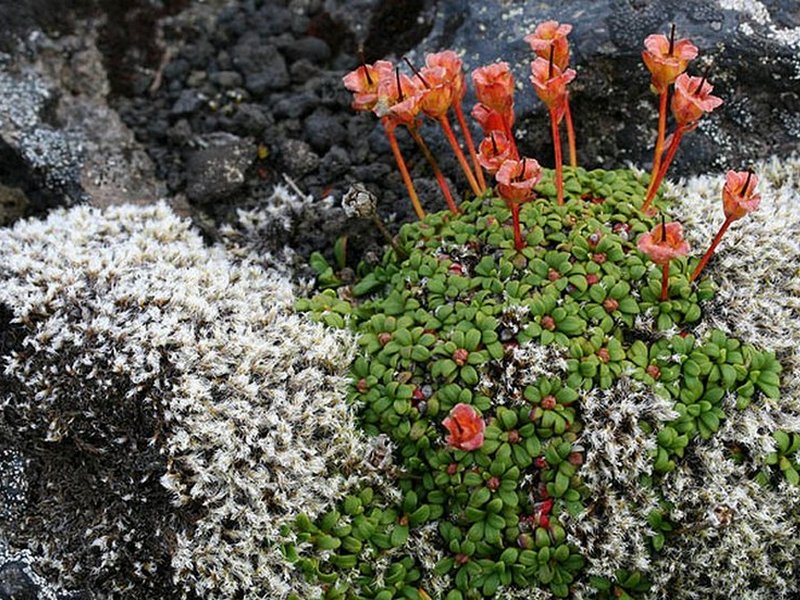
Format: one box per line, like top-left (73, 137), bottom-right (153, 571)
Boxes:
top-left (0, 22), bottom-right (165, 215)
top-left (0, 201), bottom-right (371, 598)
top-left (408, 0), bottom-right (800, 175)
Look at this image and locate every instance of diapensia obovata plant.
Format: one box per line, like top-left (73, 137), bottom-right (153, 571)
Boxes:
top-left (342, 22), bottom-right (757, 285)
top-left (317, 22), bottom-right (787, 600)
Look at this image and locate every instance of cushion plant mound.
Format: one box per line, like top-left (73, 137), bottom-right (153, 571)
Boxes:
top-left (298, 167), bottom-right (796, 600)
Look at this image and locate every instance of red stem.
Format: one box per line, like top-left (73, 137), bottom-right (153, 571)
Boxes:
top-left (408, 126), bottom-right (460, 215)
top-left (550, 107), bottom-right (564, 205)
top-left (510, 202), bottom-right (524, 250)
top-left (503, 116), bottom-right (519, 160)
top-left (690, 215), bottom-right (734, 281)
top-left (645, 89), bottom-right (669, 201)
top-left (454, 100), bottom-right (486, 193)
top-left (661, 262), bottom-right (670, 301)
top-left (439, 114), bottom-right (482, 197)
top-left (383, 120), bottom-right (425, 220)
top-left (564, 96), bottom-right (577, 168)
top-left (642, 126), bottom-right (685, 213)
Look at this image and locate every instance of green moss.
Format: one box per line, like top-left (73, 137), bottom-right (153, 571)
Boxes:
top-left (297, 168), bottom-right (784, 599)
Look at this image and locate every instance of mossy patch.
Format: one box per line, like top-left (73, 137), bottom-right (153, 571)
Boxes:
top-left (298, 167), bottom-right (789, 599)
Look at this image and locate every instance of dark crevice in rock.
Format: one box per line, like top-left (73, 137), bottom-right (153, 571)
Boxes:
top-left (0, 305), bottom-right (25, 359)
top-left (0, 137), bottom-right (71, 219)
top-left (0, 0), bottom-right (94, 53)
top-left (362, 0), bottom-right (435, 61)
top-left (95, 0), bottom-right (192, 97)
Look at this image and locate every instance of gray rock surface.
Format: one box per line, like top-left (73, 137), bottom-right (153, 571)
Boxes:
top-left (0, 541), bottom-right (82, 600)
top-left (0, 449), bottom-right (27, 522)
top-left (185, 132), bottom-right (256, 203)
top-left (0, 184), bottom-right (29, 226)
top-left (0, 560), bottom-right (37, 600)
top-left (408, 0), bottom-right (800, 173)
top-left (0, 23), bottom-right (166, 215)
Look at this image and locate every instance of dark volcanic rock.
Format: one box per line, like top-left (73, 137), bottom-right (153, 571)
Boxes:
top-left (304, 107), bottom-right (347, 151)
top-left (171, 89), bottom-right (203, 115)
top-left (0, 560), bottom-right (37, 600)
top-left (407, 0), bottom-right (800, 174)
top-left (0, 184), bottom-right (30, 227)
top-left (281, 36), bottom-right (332, 63)
top-left (273, 91), bottom-right (319, 119)
top-left (232, 39), bottom-right (290, 95)
top-left (185, 133), bottom-right (256, 203)
top-left (280, 138), bottom-right (321, 176)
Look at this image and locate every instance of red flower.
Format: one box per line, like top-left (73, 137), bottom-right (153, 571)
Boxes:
top-left (342, 60), bottom-right (394, 111)
top-left (637, 221), bottom-right (690, 265)
top-left (425, 50), bottom-right (465, 98)
top-left (642, 33), bottom-right (698, 93)
top-left (495, 158), bottom-right (542, 204)
top-left (524, 21), bottom-right (572, 70)
top-left (471, 102), bottom-right (510, 134)
top-left (472, 62), bottom-right (515, 116)
top-left (443, 403), bottom-right (485, 451)
top-left (722, 170), bottom-right (761, 220)
top-left (529, 57), bottom-right (576, 113)
top-left (671, 72), bottom-right (723, 127)
top-left (375, 69), bottom-right (422, 127)
top-left (417, 65), bottom-right (455, 118)
top-left (477, 132), bottom-right (513, 174)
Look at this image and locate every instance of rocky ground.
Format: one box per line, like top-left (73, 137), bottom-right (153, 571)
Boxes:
top-left (0, 0), bottom-right (799, 597)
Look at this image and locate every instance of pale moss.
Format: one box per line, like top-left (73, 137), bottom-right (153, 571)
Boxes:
top-left (0, 200), bottom-right (375, 598)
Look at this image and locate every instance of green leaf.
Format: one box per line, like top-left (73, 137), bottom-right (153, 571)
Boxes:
top-left (498, 407), bottom-right (518, 430)
top-left (657, 312), bottom-right (673, 331)
top-left (499, 488), bottom-right (518, 508)
top-left (559, 316), bottom-right (585, 336)
top-left (758, 381), bottom-right (780, 399)
top-left (434, 557), bottom-right (455, 576)
top-left (786, 467), bottom-right (800, 486)
top-left (652, 533), bottom-right (665, 551)
top-left (309, 251), bottom-right (331, 276)
top-left (409, 505), bottom-right (431, 527)
top-left (390, 525), bottom-right (409, 547)
top-left (589, 285), bottom-right (607, 303)
top-left (553, 472), bottom-right (570, 497)
top-left (334, 236), bottom-right (348, 270)
top-left (461, 365), bottom-right (479, 385)
top-left (469, 487), bottom-right (491, 507)
top-left (774, 431), bottom-right (791, 454)
top-left (700, 411), bottom-right (720, 433)
top-left (618, 297), bottom-right (640, 314)
top-left (316, 534), bottom-right (340, 550)
top-left (411, 345), bottom-right (431, 361)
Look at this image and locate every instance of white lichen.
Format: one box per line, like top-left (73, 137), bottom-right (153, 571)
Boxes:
top-left (0, 201), bottom-right (376, 598)
top-left (568, 156), bottom-right (800, 598)
top-left (565, 378), bottom-right (672, 579)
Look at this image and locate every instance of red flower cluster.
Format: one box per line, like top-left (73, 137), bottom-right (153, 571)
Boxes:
top-left (470, 60), bottom-right (544, 250)
top-left (343, 51), bottom-right (487, 219)
top-left (342, 24), bottom-right (747, 295)
top-left (690, 169), bottom-right (761, 282)
top-left (526, 20), bottom-right (578, 205)
top-left (642, 32), bottom-right (698, 93)
top-left (641, 26), bottom-right (723, 212)
top-left (637, 219), bottom-right (691, 302)
top-left (637, 221), bottom-right (690, 266)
